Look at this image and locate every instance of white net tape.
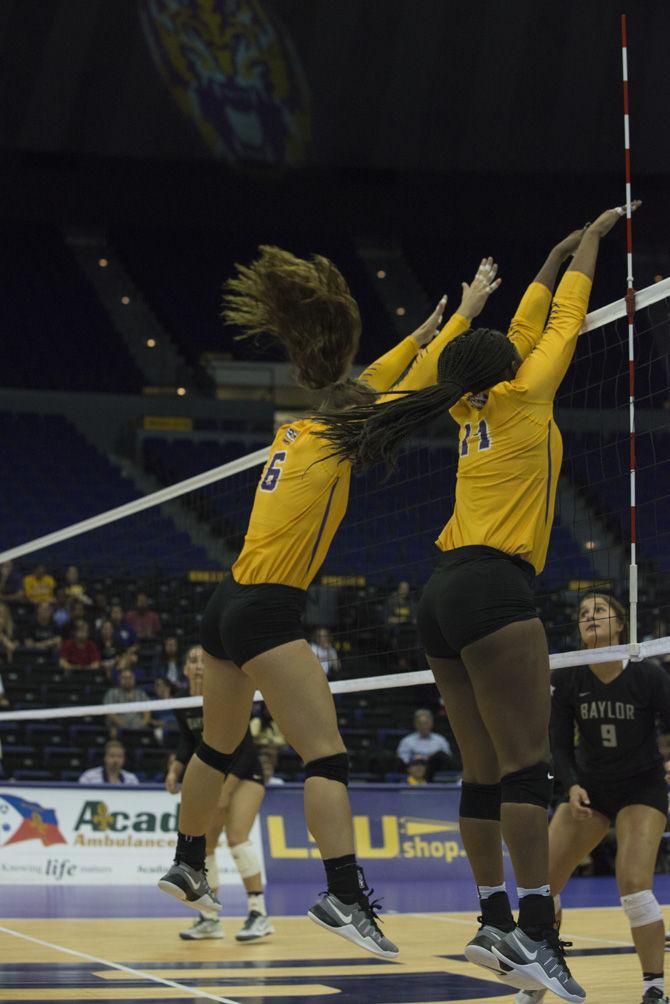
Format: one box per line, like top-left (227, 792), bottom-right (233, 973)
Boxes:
top-left (1, 636), bottom-right (669, 723)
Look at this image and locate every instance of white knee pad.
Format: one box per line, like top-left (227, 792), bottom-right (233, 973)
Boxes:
top-left (621, 889), bottom-right (662, 928)
top-left (231, 839), bottom-right (260, 879)
top-left (205, 852), bottom-right (220, 891)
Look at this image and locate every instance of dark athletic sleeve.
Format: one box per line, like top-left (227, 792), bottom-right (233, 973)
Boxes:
top-left (550, 667), bottom-right (579, 791)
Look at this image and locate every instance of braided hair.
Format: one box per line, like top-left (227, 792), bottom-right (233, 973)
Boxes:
top-left (316, 328), bottom-right (517, 470)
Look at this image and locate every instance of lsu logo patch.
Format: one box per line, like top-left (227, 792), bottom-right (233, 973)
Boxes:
top-left (283, 427), bottom-right (298, 444)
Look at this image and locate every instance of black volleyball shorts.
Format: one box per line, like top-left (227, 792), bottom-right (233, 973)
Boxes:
top-left (418, 545), bottom-right (537, 659)
top-left (229, 730), bottom-right (264, 787)
top-left (566, 766), bottom-right (669, 824)
top-left (200, 574), bottom-right (307, 667)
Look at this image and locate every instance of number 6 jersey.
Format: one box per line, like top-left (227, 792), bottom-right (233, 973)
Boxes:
top-left (550, 659), bottom-right (670, 788)
top-left (232, 311), bottom-right (470, 589)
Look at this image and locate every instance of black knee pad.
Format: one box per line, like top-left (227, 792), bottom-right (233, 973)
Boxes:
top-left (304, 753), bottom-right (349, 786)
top-left (196, 741), bottom-right (236, 775)
top-left (460, 782), bottom-right (501, 821)
top-left (500, 762), bottom-right (553, 809)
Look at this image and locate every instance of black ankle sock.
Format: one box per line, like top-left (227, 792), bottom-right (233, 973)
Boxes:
top-left (518, 893), bottom-right (555, 939)
top-left (323, 854), bottom-right (362, 905)
top-left (481, 891), bottom-right (515, 932)
top-left (176, 832), bottom-right (206, 871)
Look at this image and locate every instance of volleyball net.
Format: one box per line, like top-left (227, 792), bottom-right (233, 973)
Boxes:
top-left (0, 276), bottom-right (669, 780)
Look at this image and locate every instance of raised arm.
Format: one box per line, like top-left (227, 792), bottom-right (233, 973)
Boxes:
top-left (508, 228), bottom-right (586, 361)
top-left (388, 259), bottom-right (501, 394)
top-left (511, 204), bottom-right (640, 402)
top-left (358, 297), bottom-right (447, 391)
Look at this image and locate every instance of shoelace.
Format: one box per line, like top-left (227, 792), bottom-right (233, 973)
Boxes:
top-left (356, 867), bottom-right (385, 927)
top-left (546, 931), bottom-right (574, 976)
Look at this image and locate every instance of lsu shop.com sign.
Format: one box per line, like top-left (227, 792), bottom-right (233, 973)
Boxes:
top-left (261, 784), bottom-right (479, 884)
top-left (0, 786), bottom-right (264, 886)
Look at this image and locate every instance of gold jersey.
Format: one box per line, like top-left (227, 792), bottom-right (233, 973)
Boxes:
top-left (232, 314), bottom-right (470, 588)
top-left (436, 271), bottom-right (592, 574)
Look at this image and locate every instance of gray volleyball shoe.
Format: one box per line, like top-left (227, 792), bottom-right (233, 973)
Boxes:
top-left (158, 860), bottom-right (222, 914)
top-left (464, 918), bottom-right (513, 974)
top-left (308, 887), bottom-right (399, 958)
top-left (493, 927), bottom-right (585, 1002)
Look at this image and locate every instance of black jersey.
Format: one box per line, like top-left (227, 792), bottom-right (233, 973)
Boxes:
top-left (550, 659), bottom-right (670, 789)
top-left (173, 707), bottom-right (204, 767)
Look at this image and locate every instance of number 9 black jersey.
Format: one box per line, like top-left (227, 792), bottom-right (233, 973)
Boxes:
top-left (550, 659), bottom-right (670, 790)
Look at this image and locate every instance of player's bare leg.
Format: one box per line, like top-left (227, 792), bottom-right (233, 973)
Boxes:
top-left (616, 804), bottom-right (667, 1001)
top-left (430, 655), bottom-right (513, 975)
top-left (243, 638), bottom-right (398, 957)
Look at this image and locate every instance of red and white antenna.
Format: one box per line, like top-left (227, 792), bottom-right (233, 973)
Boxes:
top-left (621, 13), bottom-right (638, 653)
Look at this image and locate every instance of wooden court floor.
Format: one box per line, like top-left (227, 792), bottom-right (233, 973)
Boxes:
top-left (0, 907), bottom-right (660, 1003)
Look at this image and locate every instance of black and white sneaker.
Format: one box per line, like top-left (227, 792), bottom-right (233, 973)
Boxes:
top-left (308, 874), bottom-right (398, 958)
top-left (235, 911), bottom-right (275, 942)
top-left (463, 917), bottom-right (512, 974)
top-left (158, 861), bottom-right (221, 914)
top-left (641, 990), bottom-right (669, 1003)
top-left (179, 914), bottom-right (224, 940)
top-left (493, 927), bottom-right (585, 1002)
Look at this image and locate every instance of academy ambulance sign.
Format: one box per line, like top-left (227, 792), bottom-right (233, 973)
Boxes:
top-left (0, 786), bottom-right (263, 886)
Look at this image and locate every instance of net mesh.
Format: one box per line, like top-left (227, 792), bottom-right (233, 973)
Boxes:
top-left (1, 280), bottom-right (669, 783)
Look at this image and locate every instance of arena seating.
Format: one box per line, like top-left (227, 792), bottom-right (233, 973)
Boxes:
top-left (2, 223), bottom-right (144, 393)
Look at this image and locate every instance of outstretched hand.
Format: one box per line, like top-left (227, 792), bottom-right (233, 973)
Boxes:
top-left (410, 295), bottom-right (448, 348)
top-left (458, 258), bottom-right (502, 321)
top-left (588, 200), bottom-right (642, 238)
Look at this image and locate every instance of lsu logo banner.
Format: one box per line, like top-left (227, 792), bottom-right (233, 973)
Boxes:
top-left (261, 784), bottom-right (492, 884)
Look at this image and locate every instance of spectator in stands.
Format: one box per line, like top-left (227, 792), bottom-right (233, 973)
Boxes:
top-left (78, 739), bottom-right (139, 785)
top-left (0, 560), bottom-right (23, 602)
top-left (22, 563), bottom-right (56, 605)
top-left (0, 672), bottom-right (8, 707)
top-left (104, 667), bottom-right (150, 735)
top-left (149, 677), bottom-right (175, 741)
top-left (23, 602), bottom-right (61, 656)
top-left (59, 620), bottom-right (101, 672)
top-left (396, 709), bottom-right (455, 776)
top-left (109, 601), bottom-right (137, 651)
top-left (157, 635), bottom-right (182, 687)
top-left (92, 591), bottom-right (109, 633)
top-left (385, 580), bottom-right (416, 628)
top-left (0, 603), bottom-right (17, 664)
top-left (67, 599), bottom-right (89, 633)
top-left (406, 755), bottom-right (429, 785)
top-left (125, 592), bottom-right (161, 640)
top-left (63, 565), bottom-right (92, 605)
top-left (52, 588), bottom-right (71, 631)
top-left (98, 620), bottom-right (122, 678)
top-left (309, 627), bottom-right (341, 676)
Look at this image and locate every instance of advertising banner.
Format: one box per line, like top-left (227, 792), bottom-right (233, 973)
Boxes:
top-left (0, 785), bottom-right (263, 886)
top-left (260, 784), bottom-right (508, 884)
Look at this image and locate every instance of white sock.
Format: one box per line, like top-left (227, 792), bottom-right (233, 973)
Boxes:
top-left (478, 883), bottom-right (507, 900)
top-left (517, 884), bottom-right (551, 898)
top-left (248, 892), bottom-right (267, 915)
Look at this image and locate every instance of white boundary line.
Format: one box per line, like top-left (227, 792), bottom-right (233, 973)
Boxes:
top-left (0, 924), bottom-right (241, 1004)
top-left (1, 637), bottom-right (668, 722)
